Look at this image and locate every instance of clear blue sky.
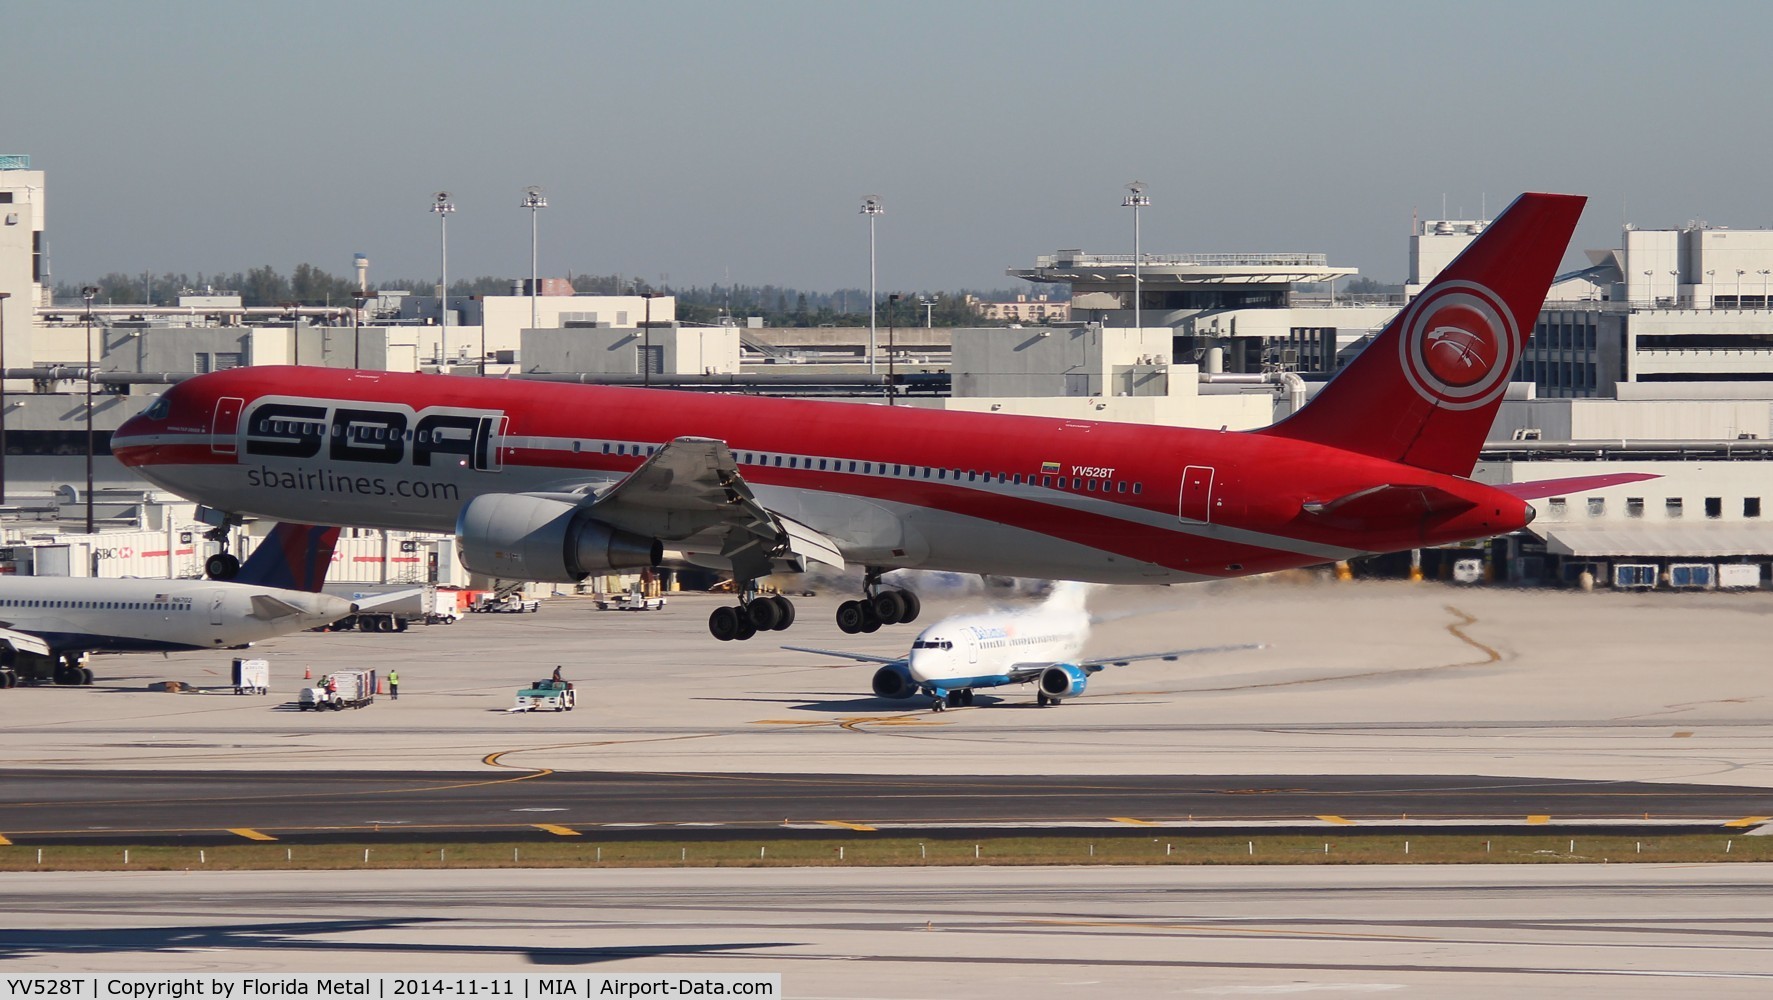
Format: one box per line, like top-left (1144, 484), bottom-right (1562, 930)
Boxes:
top-left (8, 0), bottom-right (1772, 292)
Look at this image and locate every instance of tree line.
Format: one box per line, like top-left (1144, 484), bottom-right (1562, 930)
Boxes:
top-left (54, 266), bottom-right (1065, 327)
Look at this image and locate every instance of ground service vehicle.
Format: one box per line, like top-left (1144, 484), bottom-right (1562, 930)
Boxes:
top-left (299, 669), bottom-right (376, 710)
top-left (512, 678), bottom-right (575, 712)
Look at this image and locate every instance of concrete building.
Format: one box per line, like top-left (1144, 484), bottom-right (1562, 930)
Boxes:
top-left (0, 155), bottom-right (45, 374)
top-left (964, 293), bottom-right (1070, 324)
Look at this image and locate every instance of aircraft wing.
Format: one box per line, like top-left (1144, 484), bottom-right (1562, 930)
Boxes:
top-left (0, 625), bottom-right (52, 657)
top-left (1076, 642), bottom-right (1266, 671)
top-left (587, 436), bottom-right (845, 581)
top-left (248, 594), bottom-right (306, 621)
top-left (1001, 643), bottom-right (1265, 681)
top-left (781, 644), bottom-right (906, 666)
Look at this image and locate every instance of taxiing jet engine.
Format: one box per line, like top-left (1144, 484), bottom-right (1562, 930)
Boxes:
top-left (456, 494), bottom-right (661, 583)
top-left (871, 663), bottom-right (917, 700)
top-left (1038, 663), bottom-right (1089, 700)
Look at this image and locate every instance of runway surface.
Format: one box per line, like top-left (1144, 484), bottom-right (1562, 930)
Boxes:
top-left (3, 769), bottom-right (1770, 843)
top-left (6, 865), bottom-right (1773, 997)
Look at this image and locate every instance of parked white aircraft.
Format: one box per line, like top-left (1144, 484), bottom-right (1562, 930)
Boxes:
top-left (0, 523), bottom-right (356, 687)
top-left (786, 584), bottom-right (1260, 711)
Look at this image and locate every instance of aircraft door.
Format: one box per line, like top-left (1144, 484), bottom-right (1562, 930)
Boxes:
top-left (211, 397), bottom-right (245, 455)
top-left (477, 416), bottom-right (509, 472)
top-left (210, 596), bottom-right (225, 626)
top-left (968, 634), bottom-right (979, 665)
top-left (1179, 465), bottom-right (1216, 523)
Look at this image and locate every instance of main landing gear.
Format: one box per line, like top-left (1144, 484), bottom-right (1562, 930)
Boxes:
top-left (709, 588), bottom-right (797, 642)
top-left (203, 524), bottom-right (240, 581)
top-left (836, 568), bottom-right (921, 635)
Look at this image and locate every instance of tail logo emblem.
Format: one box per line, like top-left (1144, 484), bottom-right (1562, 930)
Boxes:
top-left (1398, 280), bottom-right (1519, 411)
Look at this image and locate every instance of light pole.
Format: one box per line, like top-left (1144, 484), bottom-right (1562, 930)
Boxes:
top-left (920, 296), bottom-right (935, 328)
top-left (522, 185), bottom-right (547, 336)
top-left (888, 293), bottom-right (900, 405)
top-left (1706, 270), bottom-right (1715, 310)
top-left (1123, 181), bottom-right (1150, 332)
top-left (1669, 271), bottom-right (1679, 308)
top-left (0, 290), bottom-right (9, 505)
top-left (1760, 270), bottom-right (1770, 309)
top-left (431, 191), bottom-right (455, 371)
top-left (353, 291), bottom-right (367, 369)
top-left (641, 292), bottom-right (662, 387)
top-left (861, 195), bottom-right (883, 373)
top-left (1738, 269), bottom-right (1746, 308)
top-left (1643, 270), bottom-right (1654, 307)
top-left (81, 285), bottom-right (98, 535)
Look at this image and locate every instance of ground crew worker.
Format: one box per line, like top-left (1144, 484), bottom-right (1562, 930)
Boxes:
top-left (389, 669), bottom-right (399, 700)
top-left (551, 665), bottom-right (564, 684)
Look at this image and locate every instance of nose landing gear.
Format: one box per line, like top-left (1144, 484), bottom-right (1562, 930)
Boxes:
top-left (202, 523), bottom-right (240, 580)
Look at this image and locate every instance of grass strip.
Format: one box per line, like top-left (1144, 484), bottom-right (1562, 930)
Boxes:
top-left (3, 834), bottom-right (1771, 871)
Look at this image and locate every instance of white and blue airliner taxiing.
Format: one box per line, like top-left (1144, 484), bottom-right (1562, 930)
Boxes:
top-left (786, 584), bottom-right (1260, 711)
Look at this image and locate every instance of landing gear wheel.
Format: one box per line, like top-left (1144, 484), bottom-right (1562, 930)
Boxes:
top-left (746, 597), bottom-right (781, 632)
top-left (959, 689), bottom-right (974, 707)
top-left (733, 615), bottom-right (758, 641)
top-left (770, 595), bottom-right (796, 631)
top-left (858, 603), bottom-right (882, 633)
top-left (945, 691), bottom-right (961, 709)
top-left (931, 698), bottom-right (946, 713)
top-left (80, 667), bottom-right (94, 686)
top-left (709, 606), bottom-right (740, 641)
top-left (1037, 692), bottom-right (1051, 707)
top-left (897, 590), bottom-right (921, 625)
top-left (205, 553), bottom-right (240, 581)
top-left (871, 590), bottom-right (907, 625)
top-left (836, 601), bottom-right (865, 634)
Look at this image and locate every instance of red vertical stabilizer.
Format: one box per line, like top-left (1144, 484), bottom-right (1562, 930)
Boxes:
top-left (1257, 192), bottom-right (1586, 476)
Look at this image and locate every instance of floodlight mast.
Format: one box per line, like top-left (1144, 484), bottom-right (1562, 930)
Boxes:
top-left (523, 186), bottom-right (548, 336)
top-left (861, 196), bottom-right (884, 374)
top-left (431, 191), bottom-right (455, 371)
top-left (1122, 182), bottom-right (1151, 334)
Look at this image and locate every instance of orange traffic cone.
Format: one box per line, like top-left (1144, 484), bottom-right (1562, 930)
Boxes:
top-left (303, 666), bottom-right (312, 680)
top-left (377, 678), bottom-right (387, 695)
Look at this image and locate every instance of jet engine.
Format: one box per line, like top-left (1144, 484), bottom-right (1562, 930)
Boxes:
top-left (871, 663), bottom-right (917, 700)
top-left (1038, 663), bottom-right (1089, 700)
top-left (456, 494), bottom-right (661, 583)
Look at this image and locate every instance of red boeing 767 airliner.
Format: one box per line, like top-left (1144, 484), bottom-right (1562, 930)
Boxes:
top-left (114, 192), bottom-right (1649, 641)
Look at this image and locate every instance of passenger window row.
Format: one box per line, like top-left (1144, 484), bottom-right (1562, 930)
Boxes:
top-left (579, 438), bottom-right (1146, 496)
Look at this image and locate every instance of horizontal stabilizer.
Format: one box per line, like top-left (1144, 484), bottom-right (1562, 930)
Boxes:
top-left (1302, 484), bottom-right (1475, 525)
top-left (1493, 472), bottom-right (1659, 500)
top-left (249, 594), bottom-right (305, 621)
top-left (0, 625), bottom-right (52, 657)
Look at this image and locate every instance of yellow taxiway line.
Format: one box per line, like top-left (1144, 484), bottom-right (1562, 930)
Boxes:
top-left (1527, 815), bottom-right (1551, 824)
top-left (1316, 815), bottom-right (1355, 825)
top-left (532, 823), bottom-right (583, 837)
top-left (814, 820), bottom-right (877, 832)
top-left (1725, 816), bottom-right (1772, 828)
top-left (1109, 817), bottom-right (1156, 827)
top-left (227, 828), bottom-right (277, 842)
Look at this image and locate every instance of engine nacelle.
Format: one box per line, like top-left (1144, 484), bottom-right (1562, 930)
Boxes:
top-left (871, 663), bottom-right (917, 700)
top-left (456, 494), bottom-right (661, 583)
top-left (1038, 663), bottom-right (1089, 700)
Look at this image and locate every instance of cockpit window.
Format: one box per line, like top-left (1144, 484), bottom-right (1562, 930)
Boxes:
top-left (911, 639), bottom-right (953, 650)
top-left (142, 396), bottom-right (172, 420)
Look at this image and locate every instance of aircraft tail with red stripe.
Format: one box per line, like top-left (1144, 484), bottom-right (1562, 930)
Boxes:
top-left (234, 523), bottom-right (342, 593)
top-left (1257, 192), bottom-right (1586, 477)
